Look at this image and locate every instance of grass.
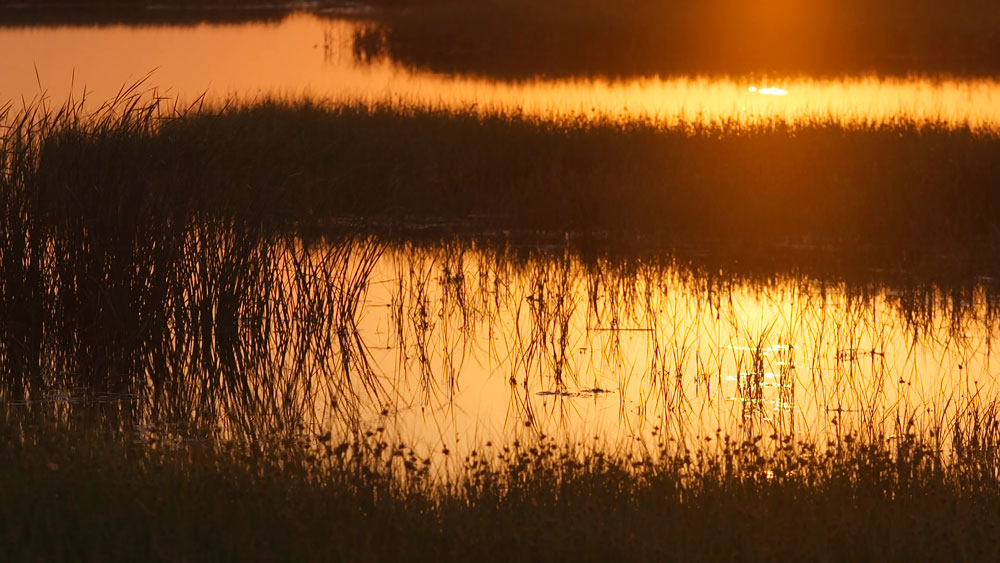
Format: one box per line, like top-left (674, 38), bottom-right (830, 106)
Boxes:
top-left (4, 92), bottom-right (1000, 560)
top-left (4, 228), bottom-right (1000, 559)
top-left (0, 91), bottom-right (390, 427)
top-left (359, 0), bottom-right (1000, 78)
top-left (3, 92), bottom-right (998, 402)
top-left (16, 96), bottom-right (1000, 265)
top-left (4, 407), bottom-right (1000, 561)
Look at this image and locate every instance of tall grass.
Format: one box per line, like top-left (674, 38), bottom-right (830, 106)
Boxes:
top-left (3, 407), bottom-right (1000, 561)
top-left (4, 93), bottom-right (1000, 560)
top-left (359, 0), bottom-right (1000, 78)
top-left (373, 241), bottom-right (1000, 452)
top-left (0, 93), bottom-right (391, 439)
top-left (3, 93), bottom-right (999, 432)
top-left (40, 99), bottom-right (1000, 267)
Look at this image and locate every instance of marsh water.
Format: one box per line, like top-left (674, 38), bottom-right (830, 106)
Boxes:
top-left (3, 14), bottom-right (1000, 127)
top-left (307, 242), bottom-right (1000, 457)
top-left (6, 233), bottom-right (999, 461)
top-left (2, 12), bottom-right (999, 459)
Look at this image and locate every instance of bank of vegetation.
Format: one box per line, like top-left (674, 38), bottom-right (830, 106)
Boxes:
top-left (358, 0), bottom-right (1000, 78)
top-left (6, 0), bottom-right (999, 79)
top-left (4, 407), bottom-right (1000, 561)
top-left (7, 96), bottom-right (999, 263)
top-left (4, 93), bottom-right (1000, 560)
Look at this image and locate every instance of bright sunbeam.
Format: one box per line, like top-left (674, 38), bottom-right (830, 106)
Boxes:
top-left (749, 85), bottom-right (788, 96)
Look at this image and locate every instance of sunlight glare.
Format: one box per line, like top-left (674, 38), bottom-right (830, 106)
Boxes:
top-left (5, 16), bottom-right (1000, 130)
top-left (750, 85), bottom-right (787, 96)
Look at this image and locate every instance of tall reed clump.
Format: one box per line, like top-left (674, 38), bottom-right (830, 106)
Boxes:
top-left (0, 93), bottom-right (390, 438)
top-left (149, 102), bottom-right (1000, 265)
top-left (13, 96), bottom-right (1000, 268)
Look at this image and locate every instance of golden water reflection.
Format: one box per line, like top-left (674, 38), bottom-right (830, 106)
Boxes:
top-left (312, 243), bottom-right (1000, 459)
top-left (7, 231), bottom-right (998, 460)
top-left (1, 15), bottom-right (999, 128)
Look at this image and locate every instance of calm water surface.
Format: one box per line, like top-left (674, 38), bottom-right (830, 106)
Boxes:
top-left (3, 15), bottom-right (998, 458)
top-left (2, 14), bottom-right (999, 128)
top-left (330, 245), bottom-right (1000, 457)
top-left (7, 237), bottom-right (995, 458)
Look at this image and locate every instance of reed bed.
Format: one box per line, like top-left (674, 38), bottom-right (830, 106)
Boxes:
top-left (2, 93), bottom-right (998, 417)
top-left (366, 240), bottom-right (1000, 454)
top-left (10, 97), bottom-right (1000, 268)
top-left (5, 205), bottom-right (996, 456)
top-left (0, 92), bottom-right (393, 437)
top-left (360, 0), bottom-right (1000, 78)
top-left (4, 92), bottom-right (1000, 560)
top-left (3, 407), bottom-right (1000, 562)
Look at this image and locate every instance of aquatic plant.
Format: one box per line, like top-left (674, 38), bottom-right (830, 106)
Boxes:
top-left (4, 407), bottom-right (1000, 561)
top-left (13, 97), bottom-right (999, 265)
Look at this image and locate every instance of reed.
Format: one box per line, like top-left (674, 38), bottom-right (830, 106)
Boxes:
top-left (4, 94), bottom-right (1000, 561)
top-left (25, 99), bottom-right (1000, 267)
top-left (3, 407), bottom-right (1000, 561)
top-left (3, 93), bottom-right (998, 422)
top-left (0, 93), bottom-right (393, 437)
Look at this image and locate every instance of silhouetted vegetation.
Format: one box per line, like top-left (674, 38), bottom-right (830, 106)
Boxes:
top-left (8, 0), bottom-right (999, 80)
top-left (22, 98), bottom-right (998, 265)
top-left (4, 408), bottom-right (1000, 561)
top-left (3, 94), bottom-right (998, 409)
top-left (5, 92), bottom-right (1000, 560)
top-left (0, 93), bottom-right (393, 435)
top-left (0, 0), bottom-right (359, 27)
top-left (357, 0), bottom-right (1000, 78)
top-left (3, 0), bottom-right (999, 548)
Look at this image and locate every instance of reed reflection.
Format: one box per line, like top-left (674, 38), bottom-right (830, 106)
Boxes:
top-left (3, 226), bottom-right (999, 460)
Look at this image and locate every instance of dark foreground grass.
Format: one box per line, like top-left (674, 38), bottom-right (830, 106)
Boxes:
top-left (17, 98), bottom-right (1000, 265)
top-left (4, 409), bottom-right (1000, 561)
top-left (360, 0), bottom-right (1000, 78)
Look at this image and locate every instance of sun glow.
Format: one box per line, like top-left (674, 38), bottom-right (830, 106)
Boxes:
top-left (3, 15), bottom-right (999, 129)
top-left (749, 85), bottom-right (788, 95)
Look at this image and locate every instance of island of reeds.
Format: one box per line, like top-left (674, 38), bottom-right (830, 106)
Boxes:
top-left (10, 97), bottom-right (1000, 264)
top-left (6, 0), bottom-right (999, 78)
top-left (356, 0), bottom-right (1000, 78)
top-left (2, 82), bottom-right (1000, 559)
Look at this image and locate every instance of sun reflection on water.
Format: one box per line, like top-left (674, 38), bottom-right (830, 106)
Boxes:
top-left (1, 15), bottom-right (999, 130)
top-left (283, 244), bottom-right (1000, 462)
top-left (749, 85), bottom-right (788, 95)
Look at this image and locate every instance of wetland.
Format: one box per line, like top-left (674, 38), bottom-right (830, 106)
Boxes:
top-left (3, 4), bottom-right (1000, 561)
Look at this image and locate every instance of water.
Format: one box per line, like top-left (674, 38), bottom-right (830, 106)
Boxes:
top-left (11, 235), bottom-right (994, 458)
top-left (2, 14), bottom-right (999, 128)
top-left (319, 243), bottom-right (1000, 456)
top-left (2, 12), bottom-right (998, 460)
